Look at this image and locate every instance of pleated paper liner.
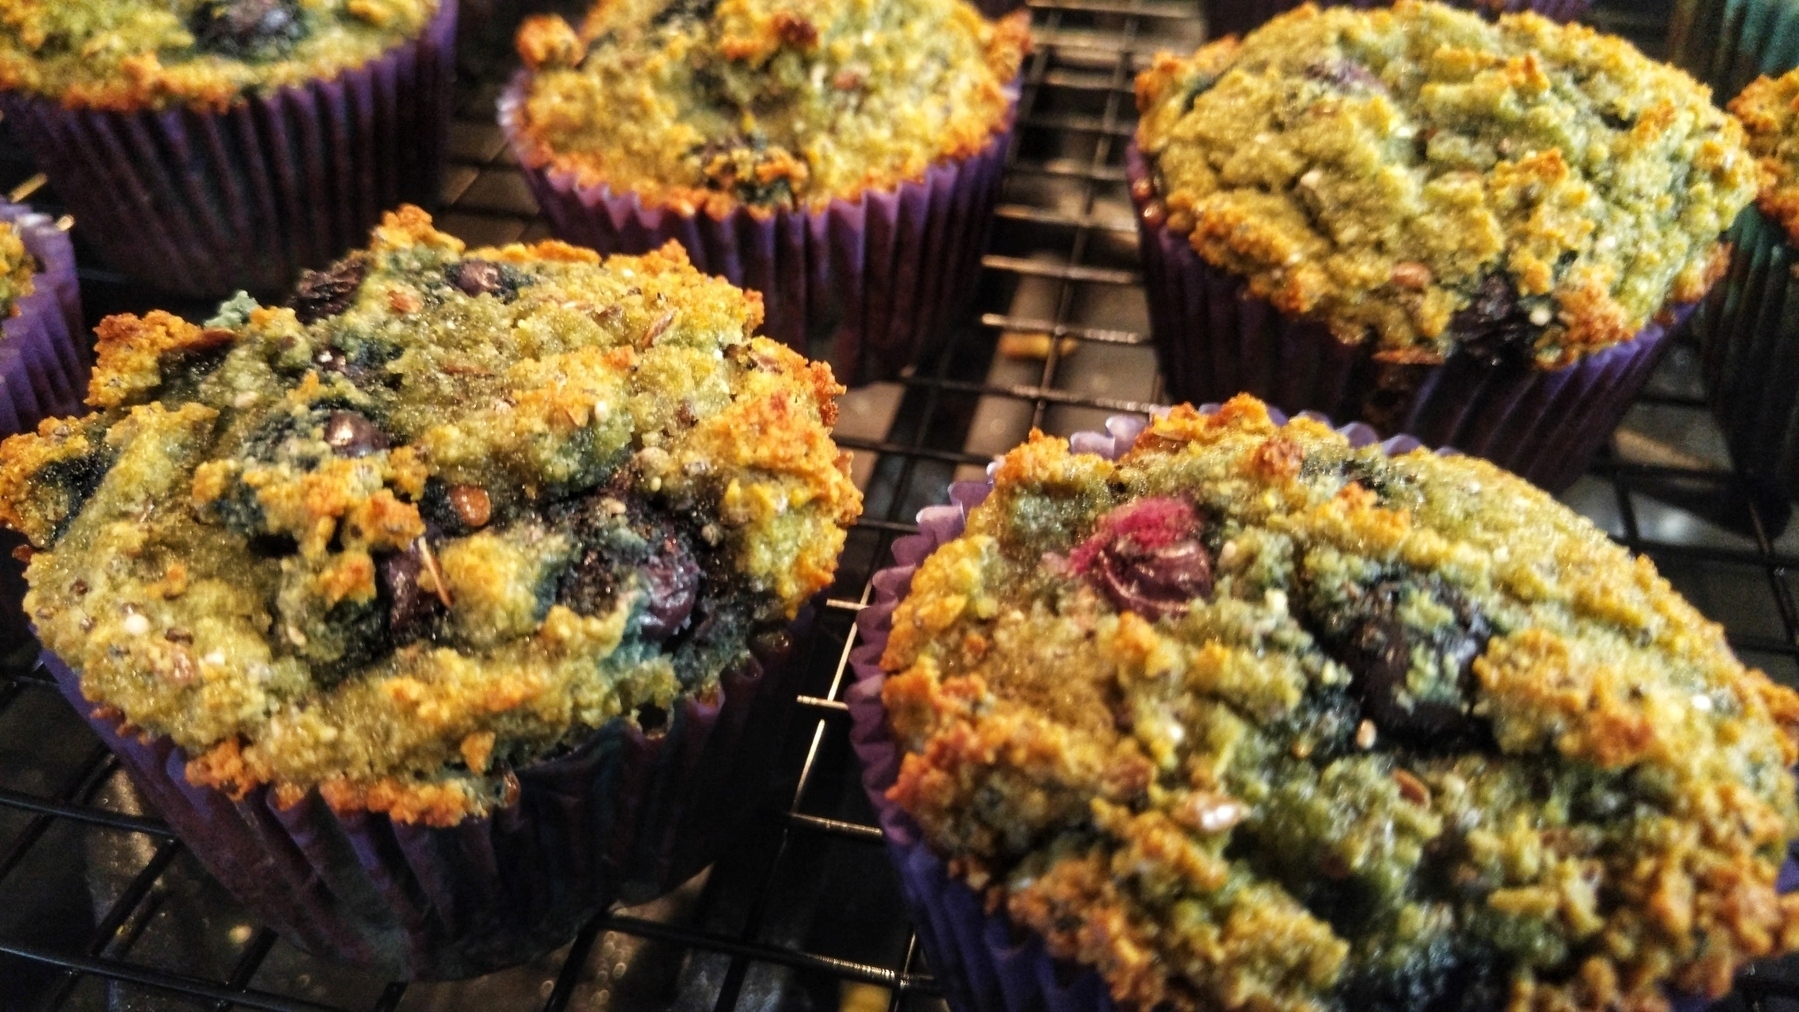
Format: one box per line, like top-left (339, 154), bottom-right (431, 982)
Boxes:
top-left (43, 612), bottom-right (808, 981)
top-left (1670, 0), bottom-right (1799, 107)
top-left (499, 76), bottom-right (1016, 387)
top-left (1128, 144), bottom-right (1689, 493)
top-left (0, 198), bottom-right (84, 439)
top-left (1693, 206), bottom-right (1799, 502)
top-left (845, 412), bottom-right (1799, 1012)
top-left (0, 197), bottom-right (85, 667)
top-left (1204, 0), bottom-right (1591, 41)
top-left (0, 0), bottom-right (458, 300)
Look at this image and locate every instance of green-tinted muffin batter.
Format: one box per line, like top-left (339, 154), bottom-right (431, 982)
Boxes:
top-left (0, 207), bottom-right (862, 825)
top-left (1134, 1), bottom-right (1756, 367)
top-left (511, 0), bottom-right (1028, 215)
top-left (881, 396), bottom-right (1799, 1012)
top-left (0, 0), bottom-right (437, 110)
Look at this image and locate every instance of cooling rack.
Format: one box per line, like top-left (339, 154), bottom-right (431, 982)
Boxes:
top-left (3, 1), bottom-right (1799, 1009)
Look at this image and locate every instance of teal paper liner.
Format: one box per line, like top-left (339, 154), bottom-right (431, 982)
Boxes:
top-left (0, 0), bottom-right (457, 299)
top-left (1670, 0), bottom-right (1799, 107)
top-left (44, 611), bottom-right (807, 981)
top-left (1694, 206), bottom-right (1799, 501)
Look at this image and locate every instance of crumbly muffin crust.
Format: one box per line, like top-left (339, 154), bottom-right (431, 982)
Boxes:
top-left (1134, 1), bottom-right (1755, 368)
top-left (1729, 68), bottom-right (1799, 244)
top-left (0, 219), bottom-right (36, 319)
top-left (881, 395), bottom-right (1799, 1012)
top-left (0, 0), bottom-right (437, 111)
top-left (511, 0), bottom-right (1028, 216)
top-left (0, 206), bottom-right (861, 825)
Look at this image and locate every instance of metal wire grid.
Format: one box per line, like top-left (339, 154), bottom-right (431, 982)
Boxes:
top-left (1, 1), bottom-right (1798, 1010)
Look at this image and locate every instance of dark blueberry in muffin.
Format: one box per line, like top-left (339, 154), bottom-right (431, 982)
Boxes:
top-left (189, 0), bottom-right (306, 61)
top-left (1303, 576), bottom-right (1491, 741)
top-left (288, 254), bottom-right (368, 324)
top-left (322, 411), bottom-right (390, 457)
top-left (1446, 274), bottom-right (1541, 366)
top-left (445, 259), bottom-right (527, 301)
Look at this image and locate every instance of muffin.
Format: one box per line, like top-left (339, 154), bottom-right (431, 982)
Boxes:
top-left (1693, 68), bottom-right (1799, 502)
top-left (0, 202), bottom-right (84, 439)
top-left (848, 395), bottom-right (1799, 1012)
top-left (1, 206), bottom-right (863, 978)
top-left (0, 199), bottom-right (83, 664)
top-left (500, 0), bottom-right (1029, 386)
top-left (1132, 1), bottom-right (1756, 491)
top-left (1668, 0), bottom-right (1799, 106)
top-left (0, 0), bottom-right (458, 299)
top-left (1206, 0), bottom-right (1589, 42)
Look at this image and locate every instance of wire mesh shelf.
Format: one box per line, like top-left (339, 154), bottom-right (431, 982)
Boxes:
top-left (2, 1), bottom-right (1798, 1010)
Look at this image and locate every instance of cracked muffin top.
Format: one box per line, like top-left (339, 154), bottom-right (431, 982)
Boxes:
top-left (510, 0), bottom-right (1028, 216)
top-left (0, 206), bottom-right (862, 825)
top-left (880, 395), bottom-right (1799, 1012)
top-left (1133, 1), bottom-right (1756, 368)
top-left (0, 0), bottom-right (438, 111)
top-left (0, 220), bottom-right (35, 320)
top-left (1729, 68), bottom-right (1799, 244)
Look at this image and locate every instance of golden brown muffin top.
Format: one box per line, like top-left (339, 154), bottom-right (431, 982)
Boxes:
top-left (0, 207), bottom-right (862, 825)
top-left (1134, 1), bottom-right (1755, 368)
top-left (510, 0), bottom-right (1028, 216)
top-left (882, 395), bottom-right (1799, 1012)
top-left (0, 0), bottom-right (437, 111)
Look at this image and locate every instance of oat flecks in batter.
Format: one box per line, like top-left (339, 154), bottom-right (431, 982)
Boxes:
top-left (0, 206), bottom-right (862, 826)
top-left (882, 395), bottom-right (1799, 1012)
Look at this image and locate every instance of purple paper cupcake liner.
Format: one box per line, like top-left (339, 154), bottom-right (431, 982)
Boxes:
top-left (44, 612), bottom-right (808, 981)
top-left (0, 0), bottom-right (458, 300)
top-left (1204, 0), bottom-right (1590, 38)
top-left (0, 200), bottom-right (84, 659)
top-left (1128, 144), bottom-right (1688, 493)
top-left (498, 76), bottom-right (1015, 387)
top-left (1694, 207), bottom-right (1799, 501)
top-left (845, 413), bottom-right (1795, 1012)
top-left (0, 200), bottom-right (84, 439)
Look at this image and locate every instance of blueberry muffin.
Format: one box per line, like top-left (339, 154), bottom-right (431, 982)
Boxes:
top-left (0, 0), bottom-right (458, 297)
top-left (0, 0), bottom-right (439, 110)
top-left (1205, 0), bottom-right (1590, 42)
top-left (501, 0), bottom-right (1029, 384)
top-left (511, 0), bottom-right (1025, 214)
top-left (875, 395), bottom-right (1799, 1012)
top-left (0, 204), bottom-right (861, 824)
top-left (1131, 1), bottom-right (1757, 489)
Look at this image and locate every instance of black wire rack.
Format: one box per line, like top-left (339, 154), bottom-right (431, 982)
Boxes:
top-left (4, 1), bottom-right (1799, 1010)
